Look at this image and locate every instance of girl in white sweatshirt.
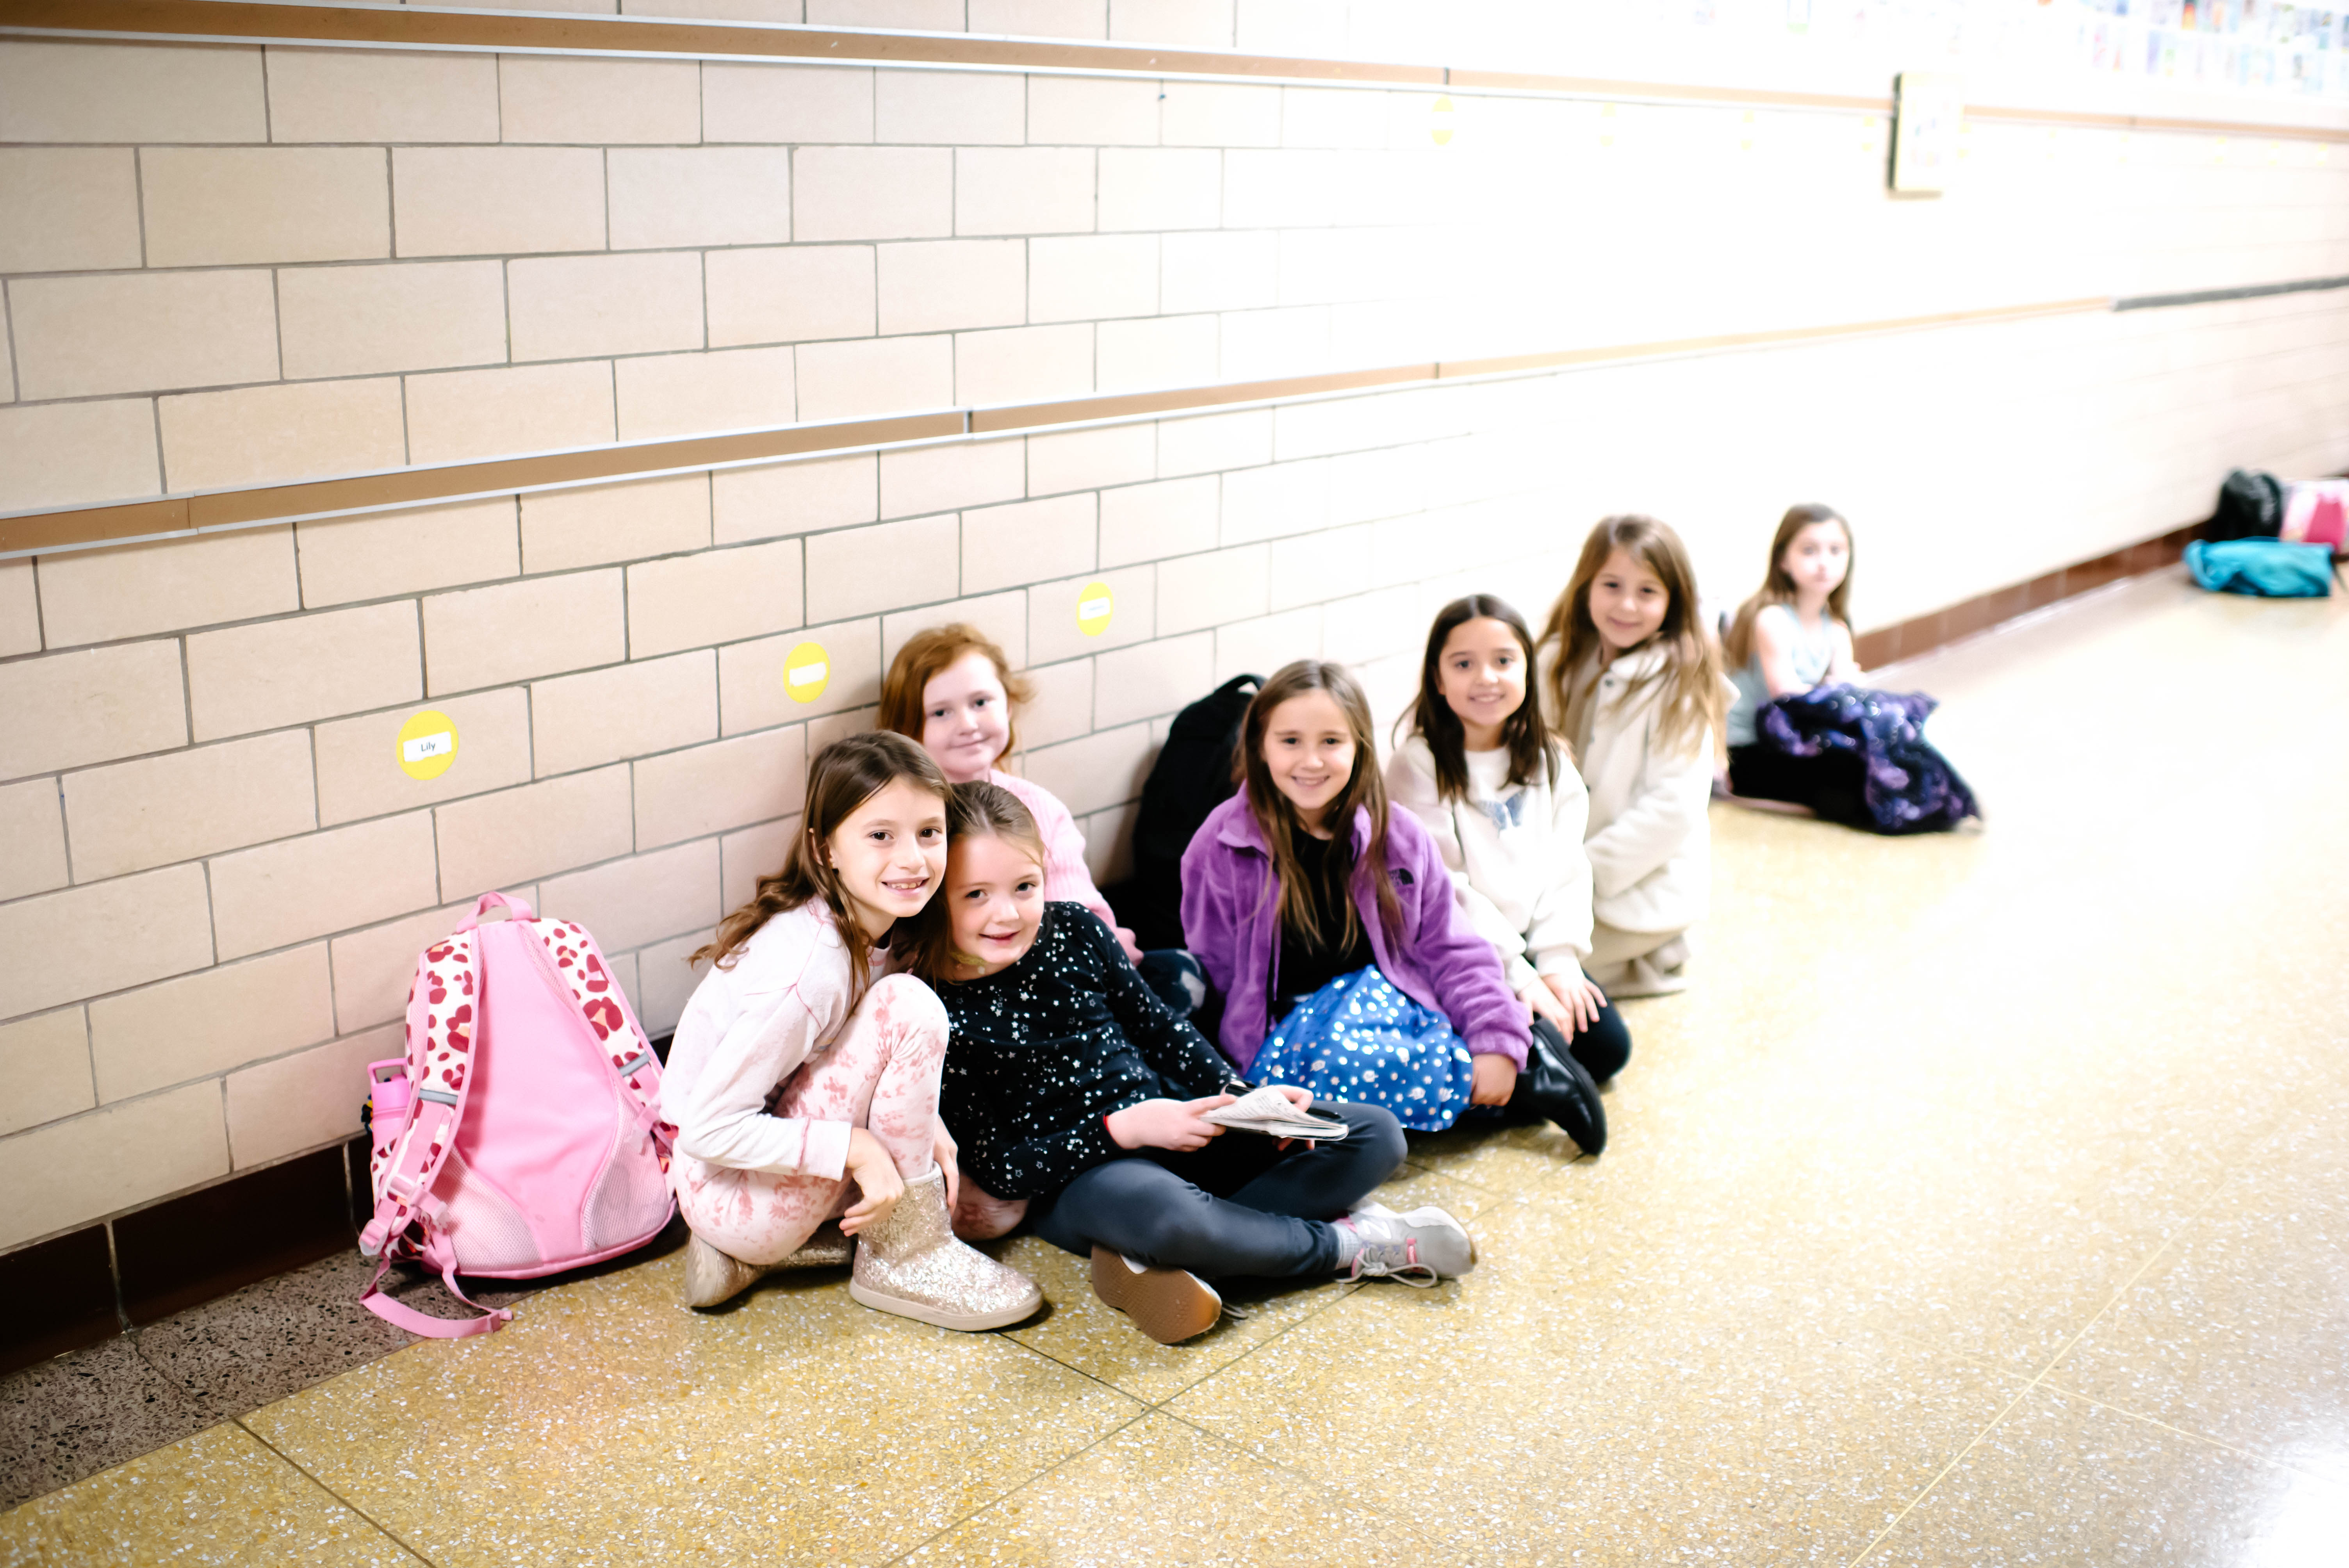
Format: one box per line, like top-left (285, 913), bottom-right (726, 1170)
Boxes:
top-left (662, 731), bottom-right (1040, 1329)
top-left (1388, 597), bottom-right (1633, 1135)
top-left (1534, 517), bottom-right (1731, 998)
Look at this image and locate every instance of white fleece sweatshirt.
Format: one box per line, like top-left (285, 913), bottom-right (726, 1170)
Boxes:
top-left (1548, 643), bottom-right (1720, 936)
top-left (660, 901), bottom-right (867, 1182)
top-left (1386, 734), bottom-right (1594, 995)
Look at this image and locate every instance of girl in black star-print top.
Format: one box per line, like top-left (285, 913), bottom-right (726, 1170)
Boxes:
top-left (930, 891), bottom-right (1228, 1199)
top-left (893, 782), bottom-right (1475, 1345)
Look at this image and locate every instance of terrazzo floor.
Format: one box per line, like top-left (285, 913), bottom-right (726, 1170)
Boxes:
top-left (5, 568), bottom-right (2345, 1565)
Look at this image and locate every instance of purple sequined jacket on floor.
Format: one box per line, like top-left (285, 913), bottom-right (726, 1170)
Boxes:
top-left (1180, 791), bottom-right (1532, 1075)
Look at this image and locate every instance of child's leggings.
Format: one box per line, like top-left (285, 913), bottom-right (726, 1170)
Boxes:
top-left (673, 973), bottom-right (946, 1266)
top-left (1029, 1102), bottom-right (1406, 1280)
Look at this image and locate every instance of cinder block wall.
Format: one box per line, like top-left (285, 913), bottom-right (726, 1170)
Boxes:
top-left (2, 21), bottom-right (2347, 1255)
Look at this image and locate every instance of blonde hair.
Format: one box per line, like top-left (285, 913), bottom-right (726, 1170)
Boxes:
top-left (892, 782), bottom-right (1047, 986)
top-left (691, 733), bottom-right (950, 1007)
top-left (1238, 661), bottom-right (1403, 952)
top-left (1538, 515), bottom-right (1727, 761)
top-left (1723, 504), bottom-right (1854, 668)
top-left (879, 624), bottom-right (1035, 762)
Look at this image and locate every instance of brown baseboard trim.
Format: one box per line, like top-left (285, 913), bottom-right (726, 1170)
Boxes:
top-left (0, 1142), bottom-right (358, 1375)
top-left (0, 297), bottom-right (2111, 559)
top-left (1852, 522), bottom-right (2200, 668)
top-left (0, 1226), bottom-right (118, 1378)
top-left (113, 1146), bottom-right (356, 1326)
top-left (4, 0), bottom-right (2344, 144)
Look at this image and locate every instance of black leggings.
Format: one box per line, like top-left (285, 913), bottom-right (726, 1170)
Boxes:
top-left (1028, 1102), bottom-right (1405, 1280)
top-left (1728, 743), bottom-right (1869, 827)
top-left (1534, 997), bottom-right (1633, 1084)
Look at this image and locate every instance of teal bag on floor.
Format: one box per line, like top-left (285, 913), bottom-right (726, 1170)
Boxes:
top-left (2184, 538), bottom-right (2336, 598)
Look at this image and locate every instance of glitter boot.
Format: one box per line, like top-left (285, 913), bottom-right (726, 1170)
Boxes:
top-left (848, 1168), bottom-right (1043, 1331)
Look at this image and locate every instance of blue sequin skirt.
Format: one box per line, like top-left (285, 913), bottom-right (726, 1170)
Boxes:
top-left (1250, 967), bottom-right (1478, 1132)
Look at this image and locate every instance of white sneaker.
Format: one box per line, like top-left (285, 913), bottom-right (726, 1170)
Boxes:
top-left (1337, 1203), bottom-right (1476, 1286)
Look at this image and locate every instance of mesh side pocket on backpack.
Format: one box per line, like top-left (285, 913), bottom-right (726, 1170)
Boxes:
top-left (582, 1093), bottom-right (671, 1253)
top-left (437, 1151), bottom-right (542, 1274)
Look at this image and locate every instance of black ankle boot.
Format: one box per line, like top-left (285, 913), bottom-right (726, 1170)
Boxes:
top-left (1509, 1017), bottom-right (1607, 1155)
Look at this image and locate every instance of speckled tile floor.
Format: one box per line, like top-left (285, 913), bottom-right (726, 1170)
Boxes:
top-left (5, 570), bottom-right (2346, 1566)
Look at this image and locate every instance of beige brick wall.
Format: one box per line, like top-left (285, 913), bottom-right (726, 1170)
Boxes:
top-left (1, 26), bottom-right (2346, 1249)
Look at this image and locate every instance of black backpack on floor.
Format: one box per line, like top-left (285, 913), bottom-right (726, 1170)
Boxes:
top-left (2210, 469), bottom-right (2284, 541)
top-left (1105, 673), bottom-right (1260, 951)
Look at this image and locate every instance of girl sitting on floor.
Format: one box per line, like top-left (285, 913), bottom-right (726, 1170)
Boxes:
top-left (1721, 504), bottom-right (1979, 834)
top-left (1388, 594), bottom-right (1634, 1115)
top-left (898, 782), bottom-right (1470, 1344)
top-left (662, 732), bottom-right (1040, 1328)
top-left (1181, 660), bottom-right (1606, 1151)
top-left (880, 624), bottom-right (1202, 1014)
top-left (1536, 516), bottom-right (1730, 998)
top-left (1721, 504), bottom-right (1868, 823)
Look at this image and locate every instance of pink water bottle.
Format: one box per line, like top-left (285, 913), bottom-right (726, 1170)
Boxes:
top-left (367, 1059), bottom-right (412, 1162)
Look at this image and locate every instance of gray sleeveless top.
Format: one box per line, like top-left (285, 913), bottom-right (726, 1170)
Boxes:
top-left (1726, 605), bottom-right (1835, 747)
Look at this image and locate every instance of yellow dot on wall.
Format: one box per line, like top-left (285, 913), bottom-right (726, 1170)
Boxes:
top-left (1076, 581), bottom-right (1114, 638)
top-left (783, 640), bottom-right (831, 704)
top-left (1431, 95), bottom-right (1454, 146)
top-left (396, 709), bottom-right (460, 782)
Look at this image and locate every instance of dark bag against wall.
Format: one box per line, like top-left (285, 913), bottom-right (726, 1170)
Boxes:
top-left (1105, 673), bottom-right (1260, 950)
top-left (2210, 469), bottom-right (2285, 541)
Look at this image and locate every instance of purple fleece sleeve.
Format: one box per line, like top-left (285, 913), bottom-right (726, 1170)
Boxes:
top-left (1179, 817), bottom-right (1255, 1070)
top-left (1395, 809), bottom-right (1533, 1069)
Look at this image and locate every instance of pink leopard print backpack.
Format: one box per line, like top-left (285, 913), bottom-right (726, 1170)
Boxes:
top-left (357, 892), bottom-right (674, 1337)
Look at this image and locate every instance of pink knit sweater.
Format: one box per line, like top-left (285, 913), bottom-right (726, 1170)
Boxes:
top-left (990, 769), bottom-right (1120, 934)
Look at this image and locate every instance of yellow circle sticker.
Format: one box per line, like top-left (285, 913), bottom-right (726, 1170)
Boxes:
top-left (783, 640), bottom-right (831, 704)
top-left (1076, 581), bottom-right (1114, 638)
top-left (396, 709), bottom-right (459, 782)
top-left (1430, 95), bottom-right (1454, 146)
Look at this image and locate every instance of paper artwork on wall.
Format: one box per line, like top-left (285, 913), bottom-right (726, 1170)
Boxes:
top-left (1891, 71), bottom-right (1963, 193)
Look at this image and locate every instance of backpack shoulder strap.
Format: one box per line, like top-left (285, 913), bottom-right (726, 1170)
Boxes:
top-left (358, 924), bottom-right (481, 1260)
top-left (517, 916), bottom-right (672, 1162)
top-left (355, 896), bottom-right (515, 1338)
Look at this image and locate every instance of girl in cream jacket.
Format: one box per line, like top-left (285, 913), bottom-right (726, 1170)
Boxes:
top-left (1536, 516), bottom-right (1730, 997)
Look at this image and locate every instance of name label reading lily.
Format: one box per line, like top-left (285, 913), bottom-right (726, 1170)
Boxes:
top-left (396, 710), bottom-right (460, 781)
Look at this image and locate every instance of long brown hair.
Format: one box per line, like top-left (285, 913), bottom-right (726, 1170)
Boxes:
top-left (878, 623), bottom-right (1036, 760)
top-left (691, 732), bottom-right (951, 1005)
top-left (1406, 593), bottom-right (1559, 803)
top-left (1237, 660), bottom-right (1402, 952)
top-left (1723, 504), bottom-right (1854, 667)
top-left (891, 781), bottom-right (1047, 987)
top-left (1538, 515), bottom-right (1727, 761)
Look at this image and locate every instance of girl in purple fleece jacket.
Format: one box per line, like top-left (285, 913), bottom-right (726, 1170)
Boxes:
top-left (1181, 661), bottom-right (1606, 1144)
